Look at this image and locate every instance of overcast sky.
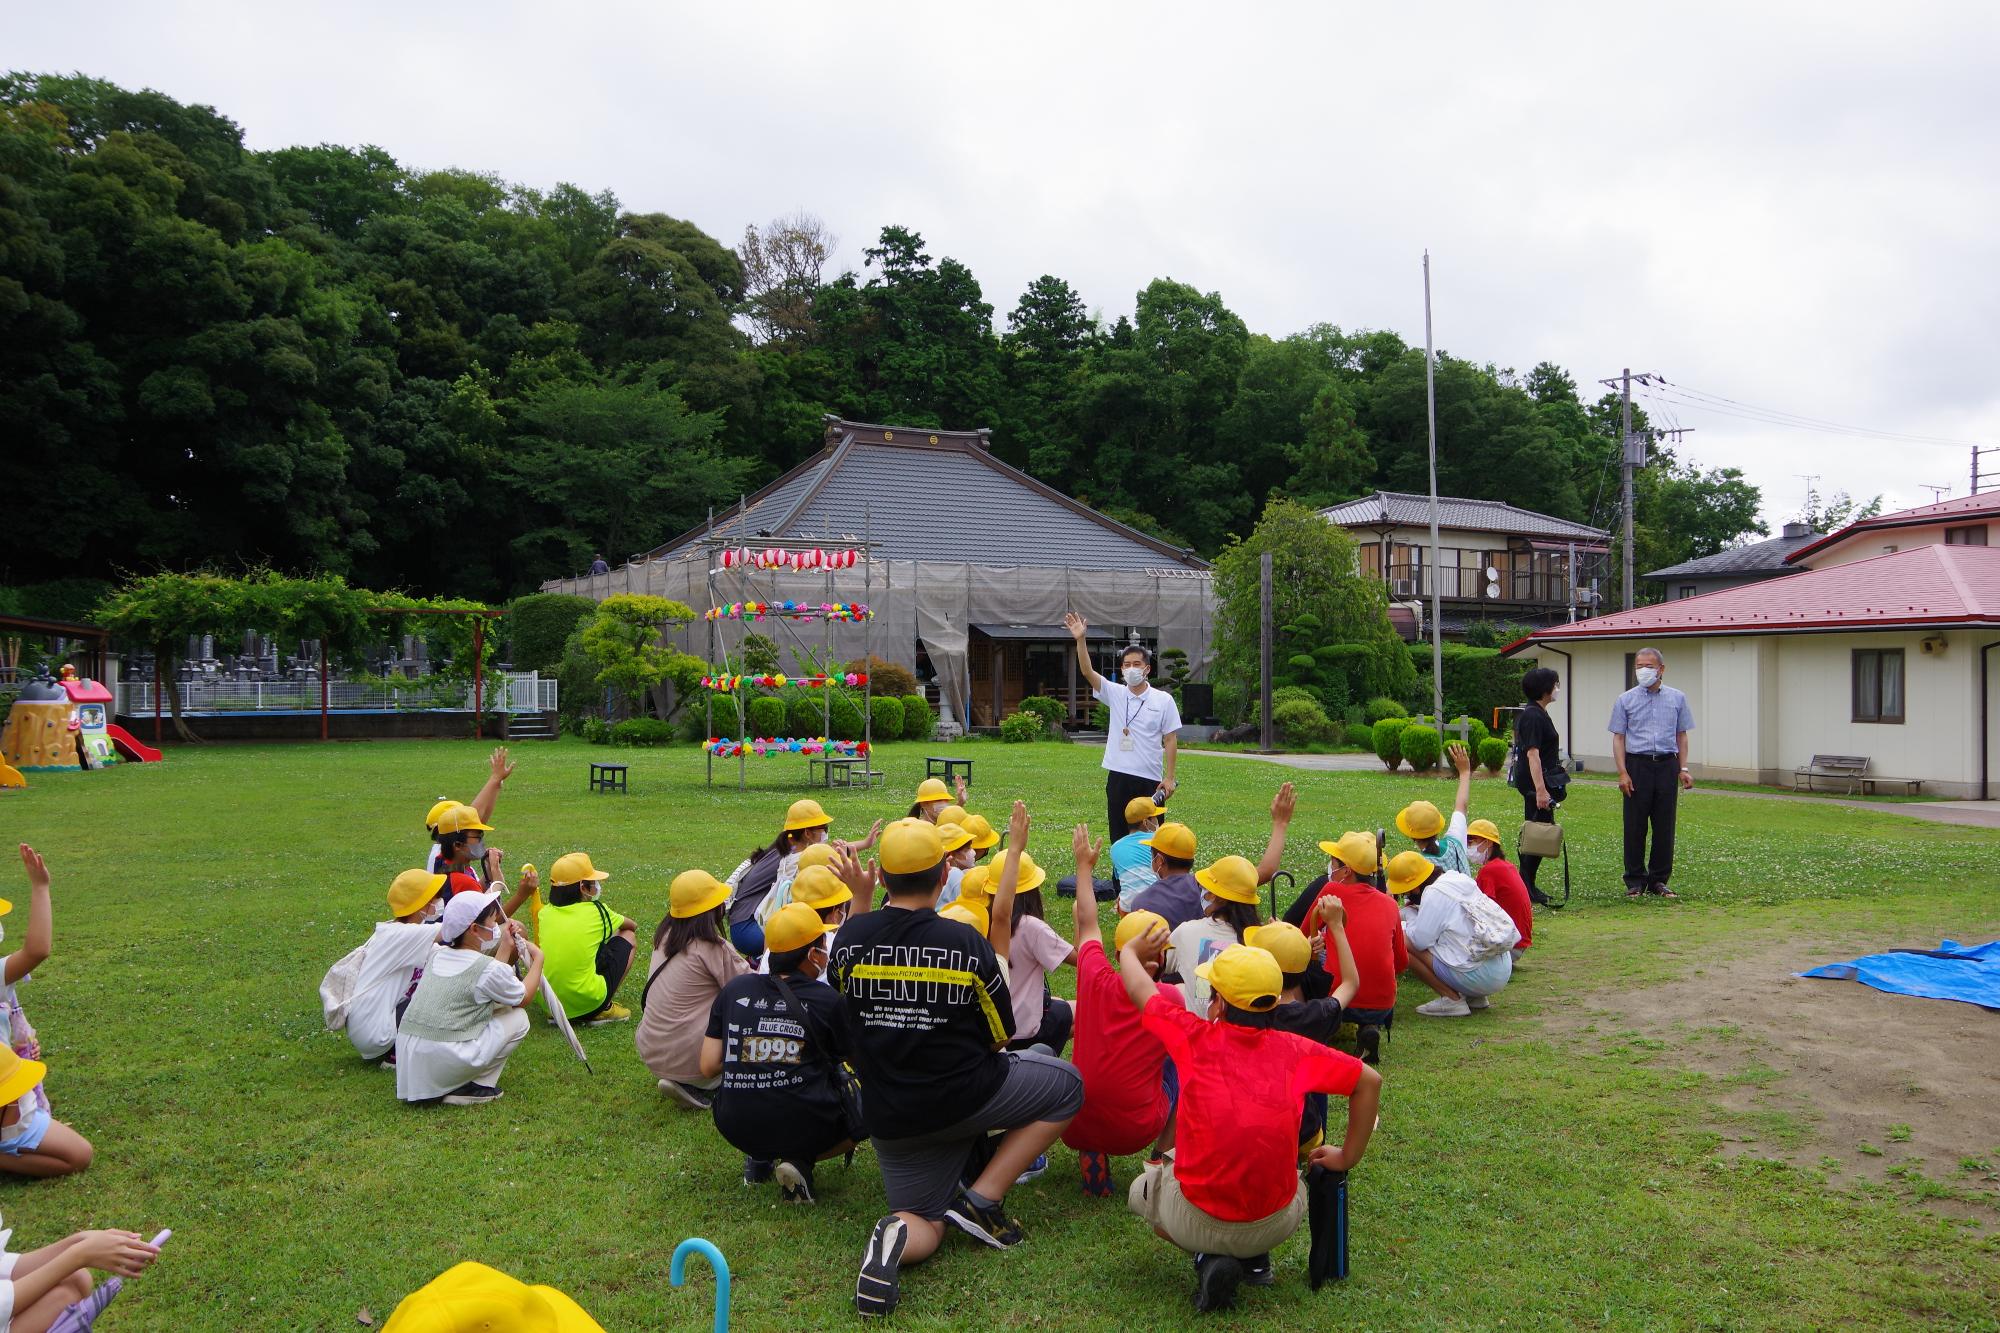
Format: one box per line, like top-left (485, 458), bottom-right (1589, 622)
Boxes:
top-left (15, 2), bottom-right (2000, 531)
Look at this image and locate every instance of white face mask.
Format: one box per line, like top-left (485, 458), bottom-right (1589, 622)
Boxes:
top-left (1123, 665), bottom-right (1148, 687)
top-left (1467, 845), bottom-right (1491, 870)
top-left (464, 839), bottom-right (486, 861)
top-left (477, 924), bottom-right (502, 953)
top-left (1635, 666), bottom-right (1660, 688)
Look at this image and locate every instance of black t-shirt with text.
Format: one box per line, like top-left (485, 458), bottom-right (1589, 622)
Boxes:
top-left (829, 906), bottom-right (1014, 1137)
top-left (1513, 701), bottom-right (1563, 793)
top-left (705, 971), bottom-right (851, 1151)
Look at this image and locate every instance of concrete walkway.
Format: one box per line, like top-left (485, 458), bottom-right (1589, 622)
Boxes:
top-left (1183, 749), bottom-right (2000, 830)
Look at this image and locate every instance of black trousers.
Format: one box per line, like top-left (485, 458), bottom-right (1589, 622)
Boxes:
top-left (1007, 993), bottom-right (1074, 1057)
top-left (1105, 768), bottom-right (1160, 843)
top-left (1622, 755), bottom-right (1680, 890)
top-left (1518, 787), bottom-right (1555, 891)
top-left (576, 934), bottom-right (635, 1021)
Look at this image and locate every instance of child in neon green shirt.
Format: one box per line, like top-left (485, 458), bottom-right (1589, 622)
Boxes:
top-left (539, 852), bottom-right (637, 1023)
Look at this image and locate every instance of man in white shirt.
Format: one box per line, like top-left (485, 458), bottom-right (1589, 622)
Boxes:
top-left (1063, 613), bottom-right (1182, 843)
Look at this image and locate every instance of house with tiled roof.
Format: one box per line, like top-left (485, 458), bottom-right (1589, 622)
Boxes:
top-left (1502, 544), bottom-right (2000, 798)
top-left (1785, 491), bottom-right (1999, 569)
top-left (1321, 491), bottom-right (1610, 637)
top-left (1644, 522), bottom-right (1821, 600)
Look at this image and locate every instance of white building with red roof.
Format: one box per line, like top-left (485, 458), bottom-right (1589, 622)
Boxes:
top-left (1502, 540), bottom-right (2000, 798)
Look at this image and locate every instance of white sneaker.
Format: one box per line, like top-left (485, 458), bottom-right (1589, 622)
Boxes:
top-left (1417, 996), bottom-right (1472, 1017)
top-left (1466, 994), bottom-right (1490, 1010)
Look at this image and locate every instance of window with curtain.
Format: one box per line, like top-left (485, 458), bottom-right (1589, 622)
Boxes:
top-left (1851, 648), bottom-right (1905, 723)
top-left (1945, 524), bottom-right (1988, 546)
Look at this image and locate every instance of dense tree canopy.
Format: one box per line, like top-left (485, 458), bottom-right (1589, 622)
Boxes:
top-left (1, 73), bottom-right (1765, 601)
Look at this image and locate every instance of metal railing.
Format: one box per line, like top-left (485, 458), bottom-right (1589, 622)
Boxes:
top-left (116, 672), bottom-right (557, 716)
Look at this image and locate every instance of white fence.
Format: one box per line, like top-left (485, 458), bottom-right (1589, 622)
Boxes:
top-left (117, 672), bottom-right (556, 716)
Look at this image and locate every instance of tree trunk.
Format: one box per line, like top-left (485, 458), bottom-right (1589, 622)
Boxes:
top-left (163, 654), bottom-right (203, 743)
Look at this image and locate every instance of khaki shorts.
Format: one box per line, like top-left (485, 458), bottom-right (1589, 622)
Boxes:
top-left (1127, 1155), bottom-right (1305, 1259)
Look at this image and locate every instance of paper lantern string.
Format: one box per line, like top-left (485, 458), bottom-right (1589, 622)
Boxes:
top-left (699, 673), bottom-right (868, 690)
top-left (703, 602), bottom-right (872, 623)
top-left (717, 547), bottom-right (859, 571)
top-left (703, 737), bottom-right (870, 758)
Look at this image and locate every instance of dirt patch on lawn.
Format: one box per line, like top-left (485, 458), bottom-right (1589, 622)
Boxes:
top-left (1543, 938), bottom-right (2000, 1221)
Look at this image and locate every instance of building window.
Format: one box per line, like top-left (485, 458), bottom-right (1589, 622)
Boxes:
top-left (1358, 544), bottom-right (1382, 578)
top-left (1678, 585), bottom-right (1697, 600)
top-left (1624, 652), bottom-right (1636, 689)
top-left (1851, 648), bottom-right (1905, 724)
top-left (1945, 524), bottom-right (1989, 546)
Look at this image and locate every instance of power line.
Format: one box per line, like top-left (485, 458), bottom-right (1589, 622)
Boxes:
top-left (1640, 380), bottom-right (1990, 449)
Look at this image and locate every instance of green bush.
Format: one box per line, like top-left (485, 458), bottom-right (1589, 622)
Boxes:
top-left (1406, 643), bottom-right (1527, 726)
top-left (788, 693), bottom-right (828, 738)
top-left (1091, 702), bottom-right (1110, 730)
top-left (1399, 724), bottom-right (1443, 771)
top-left (610, 717), bottom-right (675, 746)
top-left (1477, 736), bottom-right (1509, 773)
top-left (999, 711), bottom-right (1043, 743)
top-left (1272, 697), bottom-right (1337, 746)
top-left (582, 716), bottom-right (611, 745)
top-left (901, 694), bottom-right (934, 741)
top-left (1271, 684), bottom-right (1321, 711)
top-left (1364, 696), bottom-right (1409, 723)
top-left (828, 691), bottom-right (866, 742)
top-left (747, 695), bottom-right (787, 737)
top-left (869, 695), bottom-right (905, 739)
top-left (1373, 715), bottom-right (1413, 770)
top-left (1018, 695), bottom-right (1066, 734)
top-left (505, 593), bottom-right (596, 672)
top-left (1212, 680), bottom-right (1247, 725)
top-left (1346, 723), bottom-right (1375, 750)
top-left (847, 655), bottom-right (918, 699)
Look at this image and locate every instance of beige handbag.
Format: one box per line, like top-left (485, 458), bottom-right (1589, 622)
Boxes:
top-left (1517, 818), bottom-right (1565, 859)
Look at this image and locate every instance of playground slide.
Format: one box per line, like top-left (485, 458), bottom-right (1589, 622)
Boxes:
top-left (105, 724), bottom-right (164, 763)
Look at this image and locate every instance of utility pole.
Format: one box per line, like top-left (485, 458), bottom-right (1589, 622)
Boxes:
top-left (1974, 446), bottom-right (2000, 495)
top-left (1796, 473), bottom-right (1821, 522)
top-left (1599, 369), bottom-right (1663, 611)
top-left (1258, 551), bottom-right (1274, 753)
top-left (1423, 252), bottom-right (1444, 725)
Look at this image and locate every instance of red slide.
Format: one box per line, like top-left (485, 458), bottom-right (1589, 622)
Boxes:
top-left (105, 724), bottom-right (164, 763)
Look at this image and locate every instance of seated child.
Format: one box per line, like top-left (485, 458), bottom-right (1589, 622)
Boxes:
top-left (1387, 852), bottom-right (1519, 1018)
top-left (636, 871), bottom-right (751, 1109)
top-left (421, 746), bottom-right (513, 873)
top-left (1245, 916), bottom-right (1360, 1155)
top-left (1465, 819), bottom-right (1533, 962)
top-left (1117, 931), bottom-right (1382, 1312)
top-left (538, 853), bottom-right (638, 1025)
top-left (0, 846), bottom-right (92, 1179)
top-left (1289, 831), bottom-right (1403, 1064)
top-left (700, 903), bottom-right (863, 1204)
top-left (0, 1206), bottom-right (162, 1333)
top-left (933, 822), bottom-right (977, 907)
top-left (906, 774), bottom-right (966, 821)
top-left (1110, 795), bottom-right (1166, 910)
top-left (395, 891), bottom-right (542, 1106)
top-left (1063, 824), bottom-right (1182, 1198)
top-left (1163, 855), bottom-right (1264, 1013)
top-left (1394, 743), bottom-right (1474, 876)
top-left (431, 805), bottom-right (538, 919)
top-left (327, 869), bottom-right (449, 1065)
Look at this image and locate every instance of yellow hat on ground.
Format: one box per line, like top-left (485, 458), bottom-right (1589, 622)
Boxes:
top-left (1194, 854), bottom-right (1260, 905)
top-left (434, 803), bottom-right (493, 835)
top-left (669, 869), bottom-right (731, 918)
top-left (765, 901), bottom-right (829, 955)
top-left (961, 814), bottom-right (1001, 850)
top-left (938, 902), bottom-right (986, 932)
top-left (388, 869), bottom-right (448, 917)
top-left (937, 804), bottom-right (970, 828)
top-left (1009, 853), bottom-right (1048, 895)
top-left (0, 1047), bottom-right (47, 1109)
top-left (383, 1261), bottom-right (604, 1333)
top-left (0, 897), bottom-right (12, 918)
top-left (957, 865), bottom-right (993, 903)
top-left (1396, 800), bottom-right (1445, 841)
top-left (1195, 945), bottom-right (1284, 1013)
top-left (1124, 795), bottom-right (1166, 825)
top-left (1113, 909), bottom-right (1169, 952)
top-left (783, 798), bottom-right (833, 832)
top-left (797, 842), bottom-right (839, 871)
top-left (1319, 830), bottom-right (1380, 876)
top-left (425, 799), bottom-right (458, 831)
top-left (791, 865), bottom-right (852, 911)
top-left (879, 818), bottom-right (945, 875)
top-left (1245, 921), bottom-right (1312, 974)
top-left (914, 777), bottom-right (951, 803)
top-left (1385, 850), bottom-right (1438, 896)
top-left (1139, 822), bottom-right (1197, 862)
top-left (1465, 818), bottom-right (1503, 847)
top-left (550, 852), bottom-right (609, 887)
top-left (937, 821), bottom-right (975, 854)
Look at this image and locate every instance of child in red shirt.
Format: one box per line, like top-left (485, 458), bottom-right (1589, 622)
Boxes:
top-left (1466, 819), bottom-right (1532, 961)
top-left (1304, 831), bottom-right (1405, 1064)
top-left (1118, 927), bottom-right (1382, 1313)
top-left (1062, 827), bottom-right (1181, 1198)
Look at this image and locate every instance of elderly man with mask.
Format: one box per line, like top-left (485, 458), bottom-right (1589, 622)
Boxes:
top-left (1609, 646), bottom-right (1696, 899)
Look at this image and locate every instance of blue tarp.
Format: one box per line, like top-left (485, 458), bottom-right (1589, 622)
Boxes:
top-left (1798, 939), bottom-right (2000, 1011)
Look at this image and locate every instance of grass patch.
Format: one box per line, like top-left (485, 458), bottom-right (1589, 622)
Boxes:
top-left (2, 737), bottom-right (1997, 1328)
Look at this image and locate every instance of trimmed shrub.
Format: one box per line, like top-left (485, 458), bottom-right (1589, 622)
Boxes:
top-left (1212, 679), bottom-right (1248, 725)
top-left (1363, 696), bottom-right (1409, 723)
top-left (788, 693), bottom-right (828, 738)
top-left (1346, 723), bottom-right (1376, 750)
top-left (869, 695), bottom-right (905, 739)
top-left (999, 711), bottom-right (1043, 743)
top-left (747, 695), bottom-right (787, 737)
top-left (1405, 643), bottom-right (1528, 725)
top-left (1272, 698), bottom-right (1337, 747)
top-left (901, 694), bottom-right (935, 741)
top-left (1018, 695), bottom-right (1066, 734)
top-left (1271, 684), bottom-right (1321, 711)
top-left (582, 716), bottom-right (611, 745)
top-left (847, 656), bottom-right (918, 700)
top-left (1399, 724), bottom-right (1443, 771)
top-left (1477, 736), bottom-right (1509, 773)
top-left (505, 593), bottom-right (596, 672)
top-left (1373, 715), bottom-right (1413, 770)
top-left (611, 717), bottom-right (675, 746)
top-left (828, 692), bottom-right (866, 742)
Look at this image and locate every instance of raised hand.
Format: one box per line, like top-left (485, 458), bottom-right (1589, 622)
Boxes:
top-left (1007, 799), bottom-right (1030, 848)
top-left (1062, 611), bottom-right (1088, 642)
top-left (1071, 823), bottom-right (1103, 871)
top-left (1449, 742), bottom-right (1471, 775)
top-left (833, 845), bottom-right (879, 898)
top-left (490, 746), bottom-right (514, 782)
top-left (17, 844), bottom-right (49, 894)
top-left (954, 773), bottom-right (969, 804)
top-left (1271, 781), bottom-right (1297, 824)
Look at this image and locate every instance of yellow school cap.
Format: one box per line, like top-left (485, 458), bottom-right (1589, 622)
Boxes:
top-left (879, 818), bottom-right (944, 875)
top-left (388, 869), bottom-right (448, 917)
top-left (783, 799), bottom-right (833, 832)
top-left (550, 852), bottom-right (609, 887)
top-left (1195, 945), bottom-right (1284, 1013)
top-left (1319, 831), bottom-right (1380, 876)
top-left (382, 1261), bottom-right (604, 1333)
top-left (765, 902), bottom-right (828, 955)
top-left (1245, 921), bottom-right (1312, 974)
top-left (1113, 909), bottom-right (1169, 952)
top-left (1385, 850), bottom-right (1437, 896)
top-left (791, 865), bottom-right (852, 911)
top-left (669, 869), bottom-right (730, 918)
top-left (1395, 800), bottom-right (1444, 841)
top-left (1194, 854), bottom-right (1260, 905)
top-left (1139, 822), bottom-right (1196, 861)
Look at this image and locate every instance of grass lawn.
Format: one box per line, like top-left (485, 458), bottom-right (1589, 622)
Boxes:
top-left (3, 736), bottom-right (1997, 1330)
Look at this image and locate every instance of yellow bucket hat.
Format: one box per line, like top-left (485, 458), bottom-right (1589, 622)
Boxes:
top-left (957, 865), bottom-right (992, 903)
top-left (914, 777), bottom-right (951, 804)
top-left (1194, 854), bottom-right (1260, 905)
top-left (938, 902), bottom-right (987, 933)
top-left (783, 799), bottom-right (833, 832)
top-left (796, 843), bottom-right (839, 871)
top-left (936, 821), bottom-right (975, 854)
top-left (669, 869), bottom-right (731, 918)
top-left (1245, 921), bottom-right (1312, 974)
top-left (1009, 853), bottom-right (1048, 895)
top-left (1195, 945), bottom-right (1283, 1013)
top-left (960, 814), bottom-right (1001, 850)
top-left (387, 869), bottom-right (448, 917)
top-left (1385, 850), bottom-right (1438, 896)
top-left (383, 1261), bottom-right (604, 1333)
top-left (0, 1047), bottom-right (47, 1109)
top-left (791, 865), bottom-right (852, 911)
top-left (549, 852), bottom-right (609, 887)
top-left (936, 804), bottom-right (970, 828)
top-left (1319, 830), bottom-right (1381, 876)
top-left (1396, 800), bottom-right (1444, 841)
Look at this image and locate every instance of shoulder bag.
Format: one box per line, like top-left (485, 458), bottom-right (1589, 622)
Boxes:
top-left (769, 971), bottom-right (866, 1142)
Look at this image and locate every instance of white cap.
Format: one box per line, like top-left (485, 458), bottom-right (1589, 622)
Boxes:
top-left (439, 889), bottom-right (500, 943)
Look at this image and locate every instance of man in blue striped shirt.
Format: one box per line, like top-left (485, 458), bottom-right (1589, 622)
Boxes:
top-left (1609, 646), bottom-right (1695, 898)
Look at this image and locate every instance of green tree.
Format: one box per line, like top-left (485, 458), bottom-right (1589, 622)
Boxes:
top-left (578, 593), bottom-right (700, 719)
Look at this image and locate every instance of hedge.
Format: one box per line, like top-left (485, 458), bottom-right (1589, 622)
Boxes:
top-left (1345, 723), bottom-right (1375, 750)
top-left (999, 711), bottom-right (1043, 743)
top-left (1477, 736), bottom-right (1509, 773)
top-left (505, 593), bottom-right (597, 673)
top-left (787, 693), bottom-right (828, 738)
top-left (1363, 696), bottom-right (1408, 723)
top-left (747, 695), bottom-right (787, 737)
top-left (869, 695), bottom-right (906, 740)
top-left (610, 717), bottom-right (675, 746)
top-left (1405, 644), bottom-right (1527, 727)
top-left (901, 694), bottom-right (934, 741)
top-left (1399, 723), bottom-right (1443, 771)
top-left (1373, 715), bottom-right (1413, 770)
top-left (827, 692), bottom-right (866, 741)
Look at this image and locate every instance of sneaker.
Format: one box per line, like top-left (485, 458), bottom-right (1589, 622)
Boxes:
top-left (1417, 996), bottom-right (1472, 1018)
top-left (583, 1001), bottom-right (631, 1025)
top-left (1192, 1253), bottom-right (1243, 1312)
top-left (1242, 1253), bottom-right (1276, 1287)
top-left (775, 1159), bottom-right (816, 1203)
top-left (1078, 1150), bottom-right (1113, 1198)
top-left (943, 1186), bottom-right (1025, 1248)
top-left (1466, 994), bottom-right (1490, 1010)
top-left (1355, 1025), bottom-right (1382, 1067)
top-left (658, 1078), bottom-right (714, 1110)
top-left (441, 1082), bottom-right (503, 1106)
top-left (378, 1052), bottom-right (397, 1070)
top-left (743, 1156), bottom-right (774, 1185)
top-left (854, 1215), bottom-right (908, 1318)
top-left (1016, 1153), bottom-right (1048, 1185)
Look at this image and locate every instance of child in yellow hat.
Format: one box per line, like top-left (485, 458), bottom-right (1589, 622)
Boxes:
top-left (637, 870), bottom-right (751, 1112)
top-left (1393, 742), bottom-right (1475, 876)
top-left (539, 853), bottom-right (638, 1026)
top-left (422, 746), bottom-right (515, 874)
top-left (906, 774), bottom-right (966, 821)
top-left (0, 846), bottom-right (92, 1179)
top-left (323, 867), bottom-right (451, 1067)
top-left (725, 800), bottom-right (881, 962)
top-left (1163, 855), bottom-right (1265, 1015)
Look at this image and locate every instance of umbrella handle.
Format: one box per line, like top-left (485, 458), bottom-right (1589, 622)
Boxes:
top-left (670, 1238), bottom-right (731, 1333)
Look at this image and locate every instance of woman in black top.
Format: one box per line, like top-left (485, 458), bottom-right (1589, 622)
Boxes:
top-left (1512, 666), bottom-right (1565, 903)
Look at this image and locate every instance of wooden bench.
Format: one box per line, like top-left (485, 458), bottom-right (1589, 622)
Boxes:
top-left (588, 761), bottom-right (628, 793)
top-left (810, 756), bottom-right (880, 789)
top-left (926, 755), bottom-right (973, 789)
top-left (1858, 775), bottom-right (1923, 795)
top-left (1792, 754), bottom-right (1868, 794)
